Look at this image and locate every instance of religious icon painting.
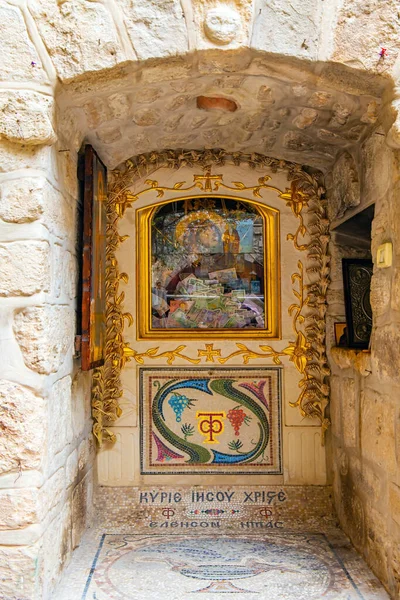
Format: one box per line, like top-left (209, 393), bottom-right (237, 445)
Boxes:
top-left (80, 145), bottom-right (107, 370)
top-left (137, 196), bottom-right (280, 339)
top-left (139, 367), bottom-right (282, 475)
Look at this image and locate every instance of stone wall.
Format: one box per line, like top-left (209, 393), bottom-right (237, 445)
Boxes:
top-left (0, 5), bottom-right (94, 599)
top-left (326, 134), bottom-right (400, 599)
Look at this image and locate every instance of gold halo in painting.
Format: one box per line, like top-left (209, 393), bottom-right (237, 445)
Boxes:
top-left (175, 210), bottom-right (226, 252)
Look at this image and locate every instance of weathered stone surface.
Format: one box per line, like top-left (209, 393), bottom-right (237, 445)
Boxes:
top-left (29, 0), bottom-right (125, 82)
top-left (63, 251), bottom-right (77, 300)
top-left (0, 178), bottom-right (45, 223)
top-left (72, 471), bottom-right (93, 549)
top-left (0, 381), bottom-right (46, 475)
top-left (389, 483), bottom-right (400, 527)
top-left (0, 5), bottom-right (48, 84)
top-left (44, 182), bottom-right (75, 241)
top-left (341, 378), bottom-right (357, 448)
top-left (121, 0), bottom-right (188, 60)
top-left (329, 375), bottom-right (342, 438)
top-left (329, 151), bottom-right (360, 220)
top-left (332, 0), bottom-right (400, 71)
top-left (0, 543), bottom-right (42, 600)
top-left (48, 377), bottom-right (73, 456)
top-left (0, 140), bottom-right (50, 173)
top-left (0, 242), bottom-right (50, 297)
top-left (252, 0), bottom-right (321, 59)
top-left (71, 370), bottom-right (92, 438)
top-left (66, 449), bottom-right (78, 489)
top-left (0, 91), bottom-right (56, 146)
top-left (132, 108), bottom-right (160, 127)
top-left (41, 468), bottom-right (65, 523)
top-left (293, 108), bottom-right (318, 129)
top-left (0, 488), bottom-right (38, 530)
top-left (13, 306), bottom-right (74, 375)
top-left (372, 326), bottom-right (400, 385)
top-left (361, 388), bottom-right (397, 474)
top-left (391, 269), bottom-right (400, 312)
top-left (42, 503), bottom-right (71, 597)
top-left (370, 270), bottom-right (391, 318)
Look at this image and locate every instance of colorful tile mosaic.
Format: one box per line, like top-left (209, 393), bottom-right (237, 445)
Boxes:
top-left (53, 486), bottom-right (389, 600)
top-left (57, 532), bottom-right (390, 600)
top-left (139, 367), bottom-right (282, 475)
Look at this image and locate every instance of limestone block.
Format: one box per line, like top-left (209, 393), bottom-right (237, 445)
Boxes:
top-left (0, 488), bottom-right (39, 530)
top-left (0, 91), bottom-right (56, 146)
top-left (42, 503), bottom-right (71, 596)
top-left (72, 470), bottom-right (93, 549)
top-left (362, 133), bottom-right (393, 204)
top-left (371, 200), bottom-right (390, 259)
top-left (0, 140), bottom-right (51, 173)
top-left (361, 388), bottom-right (397, 473)
top-left (29, 0), bottom-right (125, 82)
top-left (96, 126), bottom-right (122, 144)
top-left (78, 437), bottom-right (95, 476)
top-left (370, 270), bottom-right (391, 318)
top-left (66, 449), bottom-right (78, 489)
top-left (120, 0), bottom-right (189, 60)
top-left (341, 378), bottom-right (357, 448)
top-left (13, 305), bottom-right (74, 375)
top-left (57, 107), bottom-right (85, 153)
top-left (390, 483), bottom-right (400, 526)
top-left (0, 178), bottom-right (45, 223)
top-left (361, 463), bottom-right (382, 503)
top-left (41, 468), bottom-right (65, 523)
top-left (48, 377), bottom-right (73, 456)
top-left (293, 108), bottom-right (318, 130)
top-left (329, 375), bottom-right (342, 438)
top-left (63, 251), bottom-right (77, 300)
top-left (0, 5), bottom-right (48, 84)
top-left (332, 0), bottom-right (400, 71)
top-left (71, 370), bottom-right (92, 438)
top-left (392, 269), bottom-right (400, 312)
top-left (52, 244), bottom-right (63, 299)
top-left (44, 182), bottom-right (75, 241)
top-left (0, 381), bottom-right (46, 475)
top-left (0, 241), bottom-right (49, 297)
top-left (252, 0), bottom-right (321, 59)
top-left (132, 108), bottom-right (160, 127)
top-left (329, 152), bottom-right (360, 220)
top-left (372, 326), bottom-right (400, 385)
top-left (0, 542), bottom-right (43, 600)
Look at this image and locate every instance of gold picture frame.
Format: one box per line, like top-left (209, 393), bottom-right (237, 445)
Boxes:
top-left (136, 195), bottom-right (280, 340)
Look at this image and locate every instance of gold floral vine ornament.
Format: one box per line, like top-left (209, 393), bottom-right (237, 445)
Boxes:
top-left (92, 150), bottom-right (330, 445)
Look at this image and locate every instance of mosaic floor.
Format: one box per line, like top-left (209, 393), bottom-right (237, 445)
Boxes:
top-left (54, 530), bottom-right (390, 600)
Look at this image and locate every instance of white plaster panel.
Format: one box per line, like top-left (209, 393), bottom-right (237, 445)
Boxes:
top-left (284, 428), bottom-right (327, 484)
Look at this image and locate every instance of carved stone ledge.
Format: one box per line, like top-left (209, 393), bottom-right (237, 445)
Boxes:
top-left (330, 346), bottom-right (371, 377)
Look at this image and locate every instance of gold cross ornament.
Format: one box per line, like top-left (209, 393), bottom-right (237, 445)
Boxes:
top-left (197, 343), bottom-right (222, 362)
top-left (193, 168), bottom-right (223, 192)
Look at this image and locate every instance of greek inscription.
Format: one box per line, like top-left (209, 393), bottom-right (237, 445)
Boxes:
top-left (149, 521), bottom-right (221, 528)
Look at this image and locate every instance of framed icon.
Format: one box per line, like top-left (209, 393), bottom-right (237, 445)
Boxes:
top-left (342, 258), bottom-right (373, 349)
top-left (81, 145), bottom-right (107, 370)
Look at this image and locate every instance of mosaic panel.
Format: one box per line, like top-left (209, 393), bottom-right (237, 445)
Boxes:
top-left (139, 367), bottom-right (282, 475)
top-left (81, 533), bottom-right (375, 600)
